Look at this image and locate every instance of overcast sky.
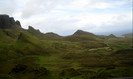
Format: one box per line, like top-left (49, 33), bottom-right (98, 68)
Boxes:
top-left (0, 0), bottom-right (132, 36)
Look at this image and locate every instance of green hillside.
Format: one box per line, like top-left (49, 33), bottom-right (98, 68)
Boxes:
top-left (0, 15), bottom-right (133, 79)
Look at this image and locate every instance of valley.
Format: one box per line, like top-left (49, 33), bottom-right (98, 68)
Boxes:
top-left (0, 15), bottom-right (133, 79)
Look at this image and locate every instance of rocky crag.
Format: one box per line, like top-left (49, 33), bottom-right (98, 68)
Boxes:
top-left (0, 14), bottom-right (21, 28)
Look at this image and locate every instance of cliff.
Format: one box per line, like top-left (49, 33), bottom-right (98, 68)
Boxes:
top-left (0, 14), bottom-right (21, 28)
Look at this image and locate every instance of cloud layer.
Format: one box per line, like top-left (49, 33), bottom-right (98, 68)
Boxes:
top-left (0, 0), bottom-right (132, 36)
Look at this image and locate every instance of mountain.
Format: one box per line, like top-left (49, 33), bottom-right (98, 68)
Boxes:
top-left (107, 34), bottom-right (116, 38)
top-left (0, 15), bottom-right (24, 43)
top-left (61, 30), bottom-right (104, 42)
top-left (27, 26), bottom-right (62, 40)
top-left (73, 30), bottom-right (95, 36)
top-left (28, 26), bottom-right (42, 35)
top-left (0, 14), bottom-right (106, 58)
top-left (0, 15), bottom-right (49, 56)
top-left (27, 26), bottom-right (45, 39)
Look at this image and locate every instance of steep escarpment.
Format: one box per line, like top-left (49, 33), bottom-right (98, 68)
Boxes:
top-left (0, 15), bottom-right (21, 29)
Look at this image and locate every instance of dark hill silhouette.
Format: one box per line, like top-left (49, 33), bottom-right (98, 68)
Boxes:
top-left (107, 34), bottom-right (116, 38)
top-left (73, 30), bottom-right (95, 36)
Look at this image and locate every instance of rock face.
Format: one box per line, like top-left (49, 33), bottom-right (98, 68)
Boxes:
top-left (28, 26), bottom-right (41, 34)
top-left (15, 20), bottom-right (21, 26)
top-left (0, 14), bottom-right (21, 28)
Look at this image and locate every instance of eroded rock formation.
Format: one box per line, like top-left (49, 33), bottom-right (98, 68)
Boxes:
top-left (0, 14), bottom-right (21, 28)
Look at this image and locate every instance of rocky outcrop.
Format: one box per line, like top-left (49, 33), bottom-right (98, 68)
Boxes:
top-left (0, 14), bottom-right (21, 29)
top-left (15, 20), bottom-right (21, 26)
top-left (27, 26), bottom-right (46, 39)
top-left (28, 26), bottom-right (41, 34)
top-left (9, 17), bottom-right (16, 25)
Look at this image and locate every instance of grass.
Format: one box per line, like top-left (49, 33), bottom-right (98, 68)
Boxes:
top-left (0, 26), bottom-right (133, 79)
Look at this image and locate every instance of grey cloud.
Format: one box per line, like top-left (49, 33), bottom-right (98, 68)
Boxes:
top-left (92, 21), bottom-right (132, 36)
top-left (0, 0), bottom-right (131, 36)
top-left (21, 11), bottom-right (132, 36)
top-left (38, 19), bottom-right (79, 35)
top-left (21, 0), bottom-right (62, 18)
top-left (0, 0), bottom-right (17, 15)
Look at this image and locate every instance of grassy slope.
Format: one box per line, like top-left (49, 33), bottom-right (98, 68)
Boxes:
top-left (0, 26), bottom-right (133, 79)
top-left (33, 37), bottom-right (133, 79)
